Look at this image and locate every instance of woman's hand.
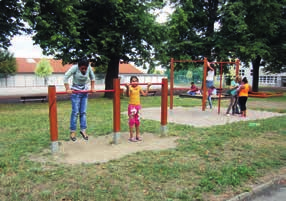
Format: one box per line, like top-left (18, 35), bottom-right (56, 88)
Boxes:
top-left (66, 89), bottom-right (73, 94)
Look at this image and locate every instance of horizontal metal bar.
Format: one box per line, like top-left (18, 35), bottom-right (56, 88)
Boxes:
top-left (56, 89), bottom-right (115, 95)
top-left (120, 83), bottom-right (162, 86)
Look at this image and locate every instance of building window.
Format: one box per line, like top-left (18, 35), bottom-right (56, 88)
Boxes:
top-left (239, 69), bottom-right (245, 76)
top-left (250, 69), bottom-right (253, 76)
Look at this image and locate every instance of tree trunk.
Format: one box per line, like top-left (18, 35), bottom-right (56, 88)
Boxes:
top-left (251, 56), bottom-right (261, 92)
top-left (104, 55), bottom-right (120, 98)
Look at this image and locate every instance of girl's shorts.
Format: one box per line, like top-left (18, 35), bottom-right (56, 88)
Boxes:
top-left (128, 104), bottom-right (141, 126)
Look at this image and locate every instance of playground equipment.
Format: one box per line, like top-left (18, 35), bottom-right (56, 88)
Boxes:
top-left (48, 78), bottom-right (168, 153)
top-left (120, 79), bottom-right (168, 135)
top-left (170, 57), bottom-right (240, 114)
top-left (248, 91), bottom-right (284, 98)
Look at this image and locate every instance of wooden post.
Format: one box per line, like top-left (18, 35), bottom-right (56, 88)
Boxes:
top-left (113, 78), bottom-right (121, 144)
top-left (161, 78), bottom-right (168, 135)
top-left (48, 85), bottom-right (59, 153)
top-left (202, 58), bottom-right (208, 111)
top-left (218, 63), bottom-right (223, 114)
top-left (170, 58), bottom-right (174, 110)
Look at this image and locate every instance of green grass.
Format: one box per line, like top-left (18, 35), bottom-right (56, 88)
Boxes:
top-left (0, 94), bottom-right (286, 200)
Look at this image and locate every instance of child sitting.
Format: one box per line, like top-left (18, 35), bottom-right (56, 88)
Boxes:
top-left (187, 82), bottom-right (201, 96)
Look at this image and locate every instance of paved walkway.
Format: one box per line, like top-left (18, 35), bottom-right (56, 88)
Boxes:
top-left (141, 106), bottom-right (284, 128)
top-left (0, 85), bottom-right (102, 97)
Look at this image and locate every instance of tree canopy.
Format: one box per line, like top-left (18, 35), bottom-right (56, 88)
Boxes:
top-left (24, 0), bottom-right (166, 95)
top-left (219, 0), bottom-right (286, 91)
top-left (0, 49), bottom-right (17, 77)
top-left (1, 0), bottom-right (285, 92)
top-left (0, 0), bottom-right (30, 49)
top-left (35, 58), bottom-right (53, 85)
top-left (157, 0), bottom-right (286, 91)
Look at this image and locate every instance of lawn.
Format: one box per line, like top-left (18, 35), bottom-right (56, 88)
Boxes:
top-left (0, 93), bottom-right (286, 201)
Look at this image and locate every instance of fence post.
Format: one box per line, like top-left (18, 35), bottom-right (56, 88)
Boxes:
top-left (170, 58), bottom-right (174, 110)
top-left (48, 85), bottom-right (59, 153)
top-left (202, 58), bottom-right (208, 111)
top-left (113, 78), bottom-right (121, 144)
top-left (161, 78), bottom-right (168, 135)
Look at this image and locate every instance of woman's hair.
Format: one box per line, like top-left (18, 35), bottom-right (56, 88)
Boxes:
top-left (130, 75), bottom-right (139, 82)
top-left (78, 57), bottom-right (89, 67)
top-left (242, 77), bottom-right (248, 83)
top-left (210, 63), bottom-right (215, 68)
top-left (235, 76), bottom-right (242, 82)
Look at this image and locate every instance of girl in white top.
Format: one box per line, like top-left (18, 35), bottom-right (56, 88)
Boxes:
top-left (206, 62), bottom-right (215, 88)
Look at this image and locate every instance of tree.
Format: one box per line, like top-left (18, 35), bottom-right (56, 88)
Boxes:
top-left (0, 0), bottom-right (30, 49)
top-left (156, 0), bottom-right (221, 65)
top-left (219, 0), bottom-right (286, 91)
top-left (24, 0), bottom-right (165, 97)
top-left (35, 58), bottom-right (53, 86)
top-left (157, 0), bottom-right (286, 91)
top-left (0, 50), bottom-right (17, 87)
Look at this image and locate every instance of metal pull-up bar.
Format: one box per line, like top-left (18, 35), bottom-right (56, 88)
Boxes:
top-left (48, 78), bottom-right (168, 153)
top-left (48, 78), bottom-right (121, 153)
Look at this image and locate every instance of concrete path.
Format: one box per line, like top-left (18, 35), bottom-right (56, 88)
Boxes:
top-left (141, 106), bottom-right (284, 128)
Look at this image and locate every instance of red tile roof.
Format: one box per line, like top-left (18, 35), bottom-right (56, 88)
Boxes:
top-left (16, 58), bottom-right (143, 74)
top-left (118, 63), bottom-right (143, 74)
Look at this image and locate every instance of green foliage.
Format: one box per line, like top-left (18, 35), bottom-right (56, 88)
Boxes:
top-left (165, 63), bottom-right (203, 84)
top-left (157, 0), bottom-right (222, 69)
top-left (24, 0), bottom-right (165, 64)
top-left (34, 59), bottom-right (53, 77)
top-left (186, 70), bottom-right (192, 79)
top-left (219, 0), bottom-right (286, 91)
top-left (24, 0), bottom-right (166, 92)
top-left (198, 164), bottom-right (256, 192)
top-left (157, 0), bottom-right (286, 92)
top-left (0, 0), bottom-right (31, 49)
top-left (0, 49), bottom-right (17, 77)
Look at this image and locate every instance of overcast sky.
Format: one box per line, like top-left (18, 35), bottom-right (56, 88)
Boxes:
top-left (8, 35), bottom-right (45, 58)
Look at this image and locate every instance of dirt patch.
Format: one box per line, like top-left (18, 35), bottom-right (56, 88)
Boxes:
top-left (30, 132), bottom-right (178, 165)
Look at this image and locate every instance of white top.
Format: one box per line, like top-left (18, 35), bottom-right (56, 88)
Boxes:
top-left (206, 70), bottom-right (214, 81)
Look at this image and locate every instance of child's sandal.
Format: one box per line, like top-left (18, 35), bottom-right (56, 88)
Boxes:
top-left (136, 137), bottom-right (142, 141)
top-left (70, 132), bottom-right (76, 141)
top-left (128, 138), bottom-right (137, 142)
top-left (80, 131), bottom-right (89, 140)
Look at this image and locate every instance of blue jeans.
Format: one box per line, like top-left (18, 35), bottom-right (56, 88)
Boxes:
top-left (206, 80), bottom-right (214, 88)
top-left (208, 95), bottom-right (213, 109)
top-left (188, 91), bottom-right (196, 96)
top-left (70, 93), bottom-right (88, 132)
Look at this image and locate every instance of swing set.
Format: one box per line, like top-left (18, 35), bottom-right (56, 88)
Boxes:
top-left (170, 57), bottom-right (240, 114)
